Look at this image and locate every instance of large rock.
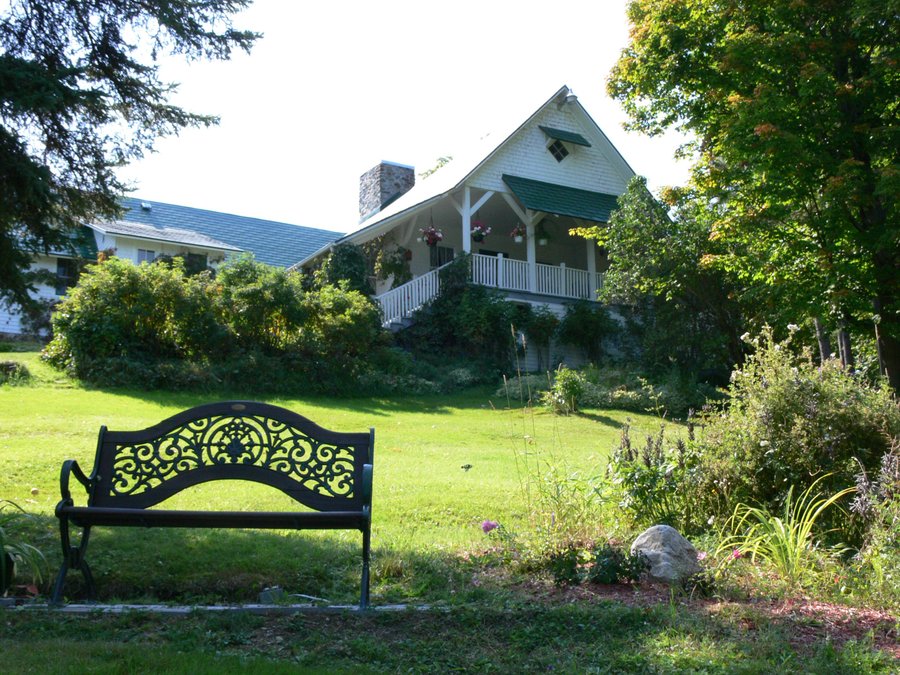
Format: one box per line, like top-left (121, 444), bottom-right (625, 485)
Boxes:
top-left (630, 525), bottom-right (701, 584)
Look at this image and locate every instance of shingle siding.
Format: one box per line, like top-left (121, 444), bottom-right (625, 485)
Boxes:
top-left (469, 107), bottom-right (629, 197)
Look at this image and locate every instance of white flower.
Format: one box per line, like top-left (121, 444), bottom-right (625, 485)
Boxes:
top-left (740, 332), bottom-right (751, 342)
top-left (787, 323), bottom-right (800, 333)
top-left (759, 440), bottom-right (770, 447)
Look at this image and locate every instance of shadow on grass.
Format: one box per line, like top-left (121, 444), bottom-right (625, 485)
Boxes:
top-left (78, 385), bottom-right (505, 419)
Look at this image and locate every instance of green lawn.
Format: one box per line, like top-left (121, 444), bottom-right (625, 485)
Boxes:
top-left (1, 350), bottom-right (650, 605)
top-left (1, 350), bottom-right (896, 672)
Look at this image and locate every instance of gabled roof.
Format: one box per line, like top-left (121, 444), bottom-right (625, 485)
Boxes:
top-left (112, 198), bottom-right (342, 268)
top-left (502, 175), bottom-right (619, 223)
top-left (294, 85), bottom-right (635, 268)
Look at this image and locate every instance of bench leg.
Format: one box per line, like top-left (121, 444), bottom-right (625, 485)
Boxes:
top-left (360, 525), bottom-right (371, 610)
top-left (51, 515), bottom-right (95, 605)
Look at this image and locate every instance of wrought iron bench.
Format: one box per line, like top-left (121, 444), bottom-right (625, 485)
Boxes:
top-left (51, 401), bottom-right (374, 608)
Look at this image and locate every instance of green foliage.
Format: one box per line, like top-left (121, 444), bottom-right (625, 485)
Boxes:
top-left (0, 360), bottom-right (30, 385)
top-left (606, 423), bottom-right (710, 534)
top-left (718, 477), bottom-right (855, 591)
top-left (0, 500), bottom-right (46, 592)
top-left (319, 244), bottom-right (373, 295)
top-left (851, 438), bottom-right (900, 603)
top-left (217, 254), bottom-right (307, 353)
top-left (556, 301), bottom-right (616, 363)
top-left (698, 328), bottom-right (900, 541)
top-left (542, 366), bottom-right (586, 414)
top-left (584, 542), bottom-right (650, 585)
top-left (399, 255), bottom-right (521, 373)
top-left (43, 255), bottom-right (387, 394)
top-left (0, 0), bottom-right (258, 311)
top-left (608, 1), bottom-right (900, 389)
top-left (522, 306), bottom-right (559, 371)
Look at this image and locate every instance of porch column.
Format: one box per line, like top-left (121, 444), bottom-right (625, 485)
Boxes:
top-left (526, 222), bottom-right (536, 292)
top-left (462, 187), bottom-right (472, 254)
top-left (497, 253), bottom-right (505, 289)
top-left (586, 239), bottom-right (597, 300)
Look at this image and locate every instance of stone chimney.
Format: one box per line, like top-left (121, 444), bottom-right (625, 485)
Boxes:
top-left (359, 161), bottom-right (415, 222)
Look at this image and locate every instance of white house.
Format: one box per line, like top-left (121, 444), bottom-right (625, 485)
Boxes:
top-left (1, 201), bottom-right (341, 336)
top-left (295, 86), bottom-right (632, 327)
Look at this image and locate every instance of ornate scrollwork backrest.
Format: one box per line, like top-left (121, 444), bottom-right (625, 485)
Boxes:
top-left (91, 403), bottom-right (370, 510)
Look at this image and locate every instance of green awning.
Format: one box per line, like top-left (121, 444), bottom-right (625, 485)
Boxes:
top-left (538, 125), bottom-right (591, 147)
top-left (502, 174), bottom-right (619, 223)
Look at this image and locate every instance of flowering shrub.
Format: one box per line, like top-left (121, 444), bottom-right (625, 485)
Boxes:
top-left (697, 327), bottom-right (899, 543)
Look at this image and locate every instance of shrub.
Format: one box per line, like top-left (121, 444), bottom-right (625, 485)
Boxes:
top-left (557, 301), bottom-right (616, 363)
top-left (697, 327), bottom-right (900, 542)
top-left (542, 366), bottom-right (586, 414)
top-left (851, 437), bottom-right (900, 602)
top-left (216, 254), bottom-right (307, 353)
top-left (0, 361), bottom-right (30, 385)
top-left (606, 422), bottom-right (711, 534)
top-left (318, 244), bottom-right (372, 295)
top-left (523, 306), bottom-right (559, 371)
top-left (584, 543), bottom-right (649, 585)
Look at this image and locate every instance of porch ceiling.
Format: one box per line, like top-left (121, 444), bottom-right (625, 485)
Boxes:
top-left (502, 174), bottom-right (619, 223)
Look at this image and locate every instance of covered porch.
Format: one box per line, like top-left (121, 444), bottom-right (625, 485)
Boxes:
top-left (374, 174), bottom-right (616, 326)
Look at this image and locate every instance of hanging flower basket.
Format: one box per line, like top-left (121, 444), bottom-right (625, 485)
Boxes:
top-left (510, 224), bottom-right (526, 243)
top-left (471, 220), bottom-right (491, 243)
top-left (419, 226), bottom-right (443, 247)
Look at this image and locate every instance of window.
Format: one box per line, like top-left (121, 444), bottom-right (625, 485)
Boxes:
top-left (137, 249), bottom-right (156, 263)
top-left (548, 139), bottom-right (569, 162)
top-left (55, 258), bottom-right (78, 295)
top-left (430, 245), bottom-right (454, 269)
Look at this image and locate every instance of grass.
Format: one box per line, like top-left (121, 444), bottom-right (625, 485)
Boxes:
top-left (0, 348), bottom-right (897, 672)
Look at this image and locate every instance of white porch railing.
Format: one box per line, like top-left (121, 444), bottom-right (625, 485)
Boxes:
top-left (376, 253), bottom-right (604, 326)
top-left (470, 254), bottom-right (603, 300)
top-left (376, 263), bottom-right (444, 326)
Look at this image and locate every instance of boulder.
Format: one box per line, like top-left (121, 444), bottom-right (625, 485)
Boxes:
top-left (630, 525), bottom-right (701, 584)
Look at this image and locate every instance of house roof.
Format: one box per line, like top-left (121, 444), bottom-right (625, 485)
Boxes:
top-left (46, 226), bottom-right (100, 259)
top-left (293, 85), bottom-right (635, 268)
top-left (92, 220), bottom-right (241, 252)
top-left (538, 125), bottom-right (591, 147)
top-left (110, 198), bottom-right (343, 268)
top-left (501, 174), bottom-right (619, 223)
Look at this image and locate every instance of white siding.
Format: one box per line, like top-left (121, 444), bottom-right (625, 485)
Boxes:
top-left (0, 255), bottom-right (67, 336)
top-left (468, 106), bottom-right (631, 197)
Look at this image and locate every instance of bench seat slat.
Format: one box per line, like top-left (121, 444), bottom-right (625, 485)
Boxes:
top-left (61, 506), bottom-right (369, 530)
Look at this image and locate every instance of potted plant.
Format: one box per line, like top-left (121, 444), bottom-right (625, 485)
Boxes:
top-left (535, 223), bottom-right (550, 246)
top-left (418, 225), bottom-right (443, 247)
top-left (510, 223), bottom-right (526, 243)
top-left (470, 220), bottom-right (491, 243)
top-left (1, 500), bottom-right (46, 596)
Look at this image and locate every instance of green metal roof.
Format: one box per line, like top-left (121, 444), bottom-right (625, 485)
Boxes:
top-left (502, 174), bottom-right (619, 223)
top-left (538, 125), bottom-right (591, 147)
top-left (46, 226), bottom-right (99, 259)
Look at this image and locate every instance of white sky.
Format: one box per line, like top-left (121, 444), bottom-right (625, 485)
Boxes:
top-left (117, 0), bottom-right (692, 233)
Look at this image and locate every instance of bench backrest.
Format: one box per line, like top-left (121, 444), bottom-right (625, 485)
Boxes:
top-left (87, 401), bottom-right (373, 512)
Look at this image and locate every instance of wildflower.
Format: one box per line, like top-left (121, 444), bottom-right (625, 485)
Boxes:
top-left (787, 323), bottom-right (800, 333)
top-left (759, 440), bottom-right (769, 447)
top-left (481, 520), bottom-right (499, 533)
top-left (697, 551), bottom-right (708, 562)
top-left (740, 332), bottom-right (751, 343)
top-left (732, 549), bottom-right (742, 559)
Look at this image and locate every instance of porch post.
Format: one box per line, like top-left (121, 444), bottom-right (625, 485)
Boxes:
top-left (526, 222), bottom-right (536, 292)
top-left (497, 253), bottom-right (505, 290)
top-left (462, 187), bottom-right (472, 254)
top-left (586, 239), bottom-right (597, 300)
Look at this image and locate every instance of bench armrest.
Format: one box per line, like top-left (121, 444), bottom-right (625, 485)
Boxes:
top-left (361, 463), bottom-right (373, 505)
top-left (59, 459), bottom-right (92, 504)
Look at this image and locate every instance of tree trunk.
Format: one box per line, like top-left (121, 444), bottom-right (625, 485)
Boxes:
top-left (837, 324), bottom-right (854, 369)
top-left (813, 317), bottom-right (832, 364)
